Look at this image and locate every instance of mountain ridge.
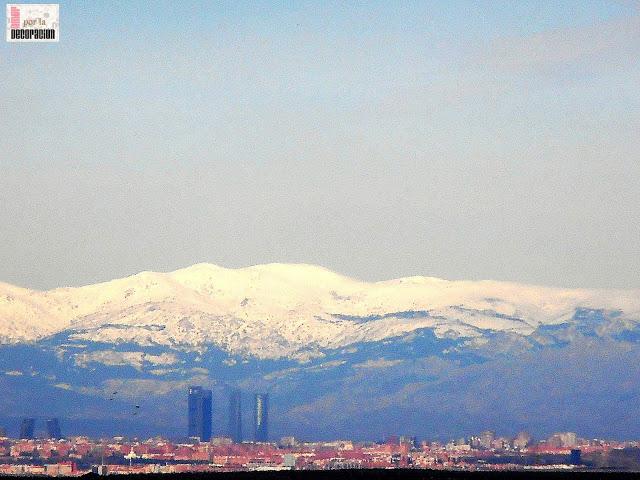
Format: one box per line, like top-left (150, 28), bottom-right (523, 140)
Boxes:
top-left (1, 263), bottom-right (640, 439)
top-left (1, 262), bottom-right (639, 357)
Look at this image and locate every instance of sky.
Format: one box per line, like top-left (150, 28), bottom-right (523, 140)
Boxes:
top-left (1, 0), bottom-right (639, 290)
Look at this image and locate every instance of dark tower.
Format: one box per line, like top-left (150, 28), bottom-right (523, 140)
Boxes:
top-left (46, 418), bottom-right (62, 439)
top-left (188, 386), bottom-right (212, 441)
top-left (254, 393), bottom-right (268, 442)
top-left (228, 390), bottom-right (242, 443)
top-left (20, 418), bottom-right (35, 439)
top-left (569, 449), bottom-right (582, 465)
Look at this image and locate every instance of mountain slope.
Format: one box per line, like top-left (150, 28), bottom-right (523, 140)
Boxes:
top-left (1, 263), bottom-right (640, 439)
top-left (1, 263), bottom-right (639, 359)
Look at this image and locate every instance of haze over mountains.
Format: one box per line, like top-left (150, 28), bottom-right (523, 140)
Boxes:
top-left (1, 263), bottom-right (639, 440)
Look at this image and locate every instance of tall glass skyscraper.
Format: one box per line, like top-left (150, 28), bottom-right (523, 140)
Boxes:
top-left (254, 393), bottom-right (268, 442)
top-left (228, 390), bottom-right (242, 443)
top-left (46, 418), bottom-right (62, 439)
top-left (20, 418), bottom-right (35, 439)
top-left (188, 386), bottom-right (212, 441)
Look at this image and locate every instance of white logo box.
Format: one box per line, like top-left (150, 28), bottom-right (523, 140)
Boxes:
top-left (6, 4), bottom-right (59, 42)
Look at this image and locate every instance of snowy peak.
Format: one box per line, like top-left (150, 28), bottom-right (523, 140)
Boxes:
top-left (0, 263), bottom-right (639, 359)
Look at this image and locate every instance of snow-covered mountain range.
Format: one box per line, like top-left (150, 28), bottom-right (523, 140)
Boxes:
top-left (2, 262), bottom-right (639, 358)
top-left (1, 263), bottom-right (640, 440)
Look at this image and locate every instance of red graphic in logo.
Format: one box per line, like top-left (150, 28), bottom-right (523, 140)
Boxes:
top-left (10, 6), bottom-right (20, 29)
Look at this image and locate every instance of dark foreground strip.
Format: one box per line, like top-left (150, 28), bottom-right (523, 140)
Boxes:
top-left (2, 468), bottom-right (638, 480)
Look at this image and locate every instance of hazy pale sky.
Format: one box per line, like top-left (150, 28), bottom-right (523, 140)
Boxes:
top-left (1, 1), bottom-right (639, 290)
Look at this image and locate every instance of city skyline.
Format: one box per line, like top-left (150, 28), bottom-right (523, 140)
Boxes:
top-left (0, 413), bottom-right (619, 447)
top-left (1, 424), bottom-right (638, 474)
top-left (0, 413), bottom-right (627, 449)
top-left (1, 1), bottom-right (639, 474)
top-left (0, 424), bottom-right (619, 448)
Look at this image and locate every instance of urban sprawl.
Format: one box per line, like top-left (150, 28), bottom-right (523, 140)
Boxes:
top-left (1, 386), bottom-right (639, 475)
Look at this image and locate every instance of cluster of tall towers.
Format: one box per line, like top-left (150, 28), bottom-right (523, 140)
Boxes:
top-left (188, 387), bottom-right (268, 443)
top-left (18, 418), bottom-right (62, 439)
